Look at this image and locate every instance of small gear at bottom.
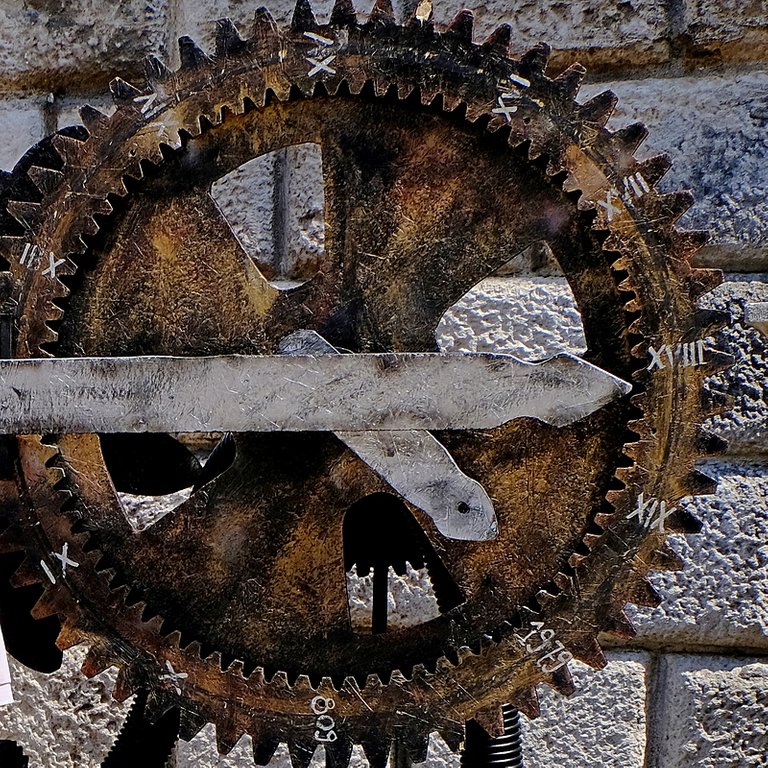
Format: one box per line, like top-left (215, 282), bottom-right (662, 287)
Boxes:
top-left (0, 2), bottom-right (731, 765)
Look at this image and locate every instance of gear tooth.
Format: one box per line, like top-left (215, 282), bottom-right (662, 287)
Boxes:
top-left (553, 62), bottom-right (586, 98)
top-left (10, 555), bottom-right (42, 587)
top-left (6, 201), bottom-right (43, 232)
top-left (675, 229), bottom-right (709, 260)
top-left (178, 708), bottom-right (207, 741)
top-left (110, 76), bottom-right (144, 103)
top-left (605, 609), bottom-right (637, 640)
top-left (649, 543), bottom-right (684, 571)
top-left (553, 572), bottom-right (573, 591)
top-left (291, 0), bottom-right (319, 31)
top-left (438, 727), bottom-right (464, 753)
top-left (78, 104), bottom-right (110, 133)
top-left (269, 669), bottom-right (290, 689)
top-left (325, 733), bottom-right (354, 768)
top-left (368, 0), bottom-right (395, 24)
top-left (81, 644), bottom-right (117, 678)
top-left (51, 133), bottom-right (88, 164)
top-left (288, 739), bottom-right (318, 768)
top-left (571, 636), bottom-right (607, 669)
top-left (113, 667), bottom-right (140, 702)
top-left (695, 425), bottom-right (728, 456)
top-left (614, 122), bottom-right (648, 154)
top-left (446, 9), bottom-right (474, 42)
top-left (510, 686), bottom-right (540, 719)
top-left (361, 735), bottom-right (392, 768)
top-left (27, 166), bottom-right (64, 196)
top-left (481, 23), bottom-right (511, 55)
top-left (519, 42), bottom-right (551, 77)
top-left (215, 18), bottom-right (247, 57)
top-left (227, 658), bottom-right (247, 678)
top-left (687, 267), bottom-right (722, 300)
top-left (331, 0), bottom-right (358, 26)
top-left (144, 689), bottom-right (172, 724)
top-left (142, 613), bottom-right (164, 634)
top-left (473, 703), bottom-right (505, 738)
top-left (685, 469), bottom-right (717, 499)
top-left (583, 531), bottom-right (603, 549)
top-left (165, 629), bottom-right (183, 648)
top-left (548, 664), bottom-right (576, 696)
top-left (251, 729), bottom-right (281, 766)
top-left (628, 577), bottom-right (662, 608)
top-left (143, 54), bottom-right (171, 84)
top-left (56, 621), bottom-right (88, 651)
top-left (637, 152), bottom-right (672, 186)
top-left (178, 36), bottom-right (212, 69)
top-left (216, 721), bottom-right (242, 754)
top-left (252, 7), bottom-right (280, 40)
top-left (579, 89), bottom-right (618, 128)
top-left (402, 731), bottom-right (430, 763)
top-left (639, 190), bottom-right (694, 225)
top-left (30, 585), bottom-right (61, 619)
top-left (692, 309), bottom-right (729, 343)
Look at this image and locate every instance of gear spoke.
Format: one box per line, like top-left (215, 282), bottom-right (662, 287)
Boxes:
top-left (317, 104), bottom-right (574, 351)
top-left (58, 187), bottom-right (281, 357)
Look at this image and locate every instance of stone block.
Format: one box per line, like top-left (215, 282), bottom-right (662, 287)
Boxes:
top-left (628, 460), bottom-right (768, 651)
top-left (283, 142), bottom-right (325, 279)
top-left (0, 1), bottom-right (170, 92)
top-left (681, 0), bottom-right (768, 61)
top-left (521, 651), bottom-right (649, 768)
top-left (700, 277), bottom-right (768, 455)
top-left (0, 646), bottom-right (129, 767)
top-left (650, 655), bottom-right (768, 768)
top-left (581, 72), bottom-right (768, 268)
top-left (211, 152), bottom-right (277, 275)
top-left (0, 97), bottom-right (45, 171)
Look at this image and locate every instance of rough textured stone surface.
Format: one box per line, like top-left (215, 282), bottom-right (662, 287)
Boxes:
top-left (582, 72), bottom-right (768, 264)
top-left (0, 1), bottom-right (170, 91)
top-left (682, 0), bottom-right (768, 56)
top-left (650, 655), bottom-right (768, 768)
top-left (701, 276), bottom-right (768, 455)
top-left (211, 152), bottom-right (277, 274)
top-left (628, 460), bottom-right (768, 651)
top-left (346, 564), bottom-right (440, 631)
top-left (521, 652), bottom-right (649, 768)
top-left (0, 97), bottom-right (44, 170)
top-left (436, 276), bottom-right (586, 361)
top-left (284, 143), bottom-right (325, 279)
top-left (0, 646), bottom-right (129, 767)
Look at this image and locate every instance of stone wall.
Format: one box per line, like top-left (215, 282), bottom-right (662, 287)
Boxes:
top-left (0, 1), bottom-right (765, 766)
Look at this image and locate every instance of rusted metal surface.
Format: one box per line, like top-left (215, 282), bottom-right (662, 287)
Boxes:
top-left (0, 3), bottom-right (729, 765)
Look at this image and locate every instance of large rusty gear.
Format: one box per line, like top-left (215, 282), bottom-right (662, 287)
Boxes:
top-left (0, 2), bottom-right (731, 765)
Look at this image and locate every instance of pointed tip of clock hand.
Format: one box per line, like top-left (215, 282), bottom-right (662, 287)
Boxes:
top-left (533, 355), bottom-right (632, 428)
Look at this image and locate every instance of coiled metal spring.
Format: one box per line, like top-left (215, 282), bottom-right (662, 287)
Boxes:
top-left (486, 704), bottom-right (524, 767)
